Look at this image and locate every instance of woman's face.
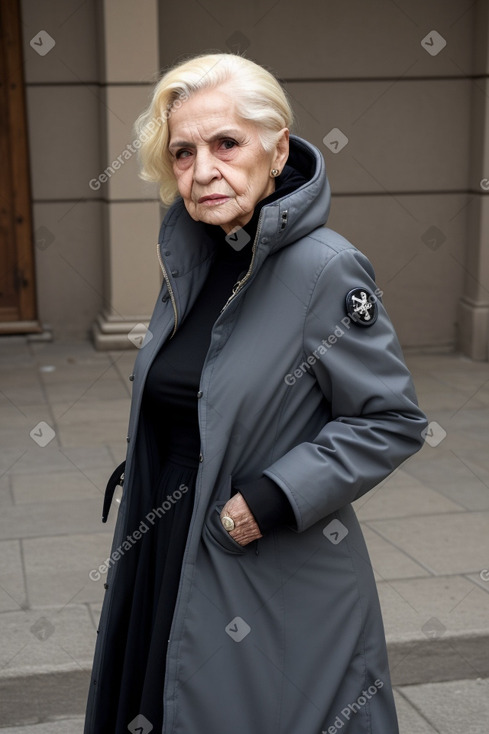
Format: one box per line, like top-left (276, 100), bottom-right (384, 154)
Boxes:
top-left (168, 86), bottom-right (289, 234)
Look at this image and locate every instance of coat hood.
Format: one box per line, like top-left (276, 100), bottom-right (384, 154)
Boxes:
top-left (262, 134), bottom-right (331, 254)
top-left (153, 135), bottom-right (332, 336)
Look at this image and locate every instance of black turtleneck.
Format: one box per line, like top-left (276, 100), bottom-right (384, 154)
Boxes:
top-left (142, 165), bottom-right (305, 532)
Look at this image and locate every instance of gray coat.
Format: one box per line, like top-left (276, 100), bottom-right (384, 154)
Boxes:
top-left (85, 135), bottom-right (427, 734)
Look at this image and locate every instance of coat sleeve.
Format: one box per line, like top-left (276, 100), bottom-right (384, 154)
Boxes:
top-left (262, 245), bottom-right (428, 533)
top-left (234, 475), bottom-right (296, 533)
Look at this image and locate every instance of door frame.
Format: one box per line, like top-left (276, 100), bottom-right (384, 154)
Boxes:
top-left (0, 0), bottom-right (40, 334)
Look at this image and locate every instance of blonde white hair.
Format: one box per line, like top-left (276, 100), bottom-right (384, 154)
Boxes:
top-left (134, 53), bottom-right (294, 205)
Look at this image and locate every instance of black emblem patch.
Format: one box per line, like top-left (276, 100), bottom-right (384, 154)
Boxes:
top-left (345, 288), bottom-right (378, 327)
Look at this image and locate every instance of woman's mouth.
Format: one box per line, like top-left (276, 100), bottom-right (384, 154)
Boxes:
top-left (197, 194), bottom-right (230, 205)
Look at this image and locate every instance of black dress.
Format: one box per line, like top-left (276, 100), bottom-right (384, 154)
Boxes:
top-left (94, 168), bottom-right (304, 733)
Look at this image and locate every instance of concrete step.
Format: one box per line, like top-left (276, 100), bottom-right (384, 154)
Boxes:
top-left (0, 668), bottom-right (89, 730)
top-left (1, 679), bottom-right (488, 733)
top-left (1, 630), bottom-right (489, 729)
top-left (0, 717), bottom-right (84, 733)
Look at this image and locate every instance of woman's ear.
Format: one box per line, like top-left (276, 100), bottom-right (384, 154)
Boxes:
top-left (273, 128), bottom-right (290, 172)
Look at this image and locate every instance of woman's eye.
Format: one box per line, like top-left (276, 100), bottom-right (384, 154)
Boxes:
top-left (175, 149), bottom-right (191, 159)
top-left (220, 139), bottom-right (237, 150)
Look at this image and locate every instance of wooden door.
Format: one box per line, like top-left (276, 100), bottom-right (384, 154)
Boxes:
top-left (0, 0), bottom-right (40, 333)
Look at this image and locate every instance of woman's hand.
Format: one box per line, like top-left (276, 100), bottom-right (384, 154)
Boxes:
top-left (220, 492), bottom-right (263, 546)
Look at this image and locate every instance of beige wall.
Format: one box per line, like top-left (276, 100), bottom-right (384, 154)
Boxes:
top-left (21, 0), bottom-right (102, 338)
top-left (19, 0), bottom-right (489, 355)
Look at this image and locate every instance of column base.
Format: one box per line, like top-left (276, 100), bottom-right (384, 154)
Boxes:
top-left (92, 310), bottom-right (151, 350)
top-left (457, 297), bottom-right (489, 361)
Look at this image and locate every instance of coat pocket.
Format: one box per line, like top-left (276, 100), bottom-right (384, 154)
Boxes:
top-left (202, 476), bottom-right (246, 556)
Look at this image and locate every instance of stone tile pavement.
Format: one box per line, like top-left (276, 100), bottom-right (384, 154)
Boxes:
top-left (0, 337), bottom-right (488, 731)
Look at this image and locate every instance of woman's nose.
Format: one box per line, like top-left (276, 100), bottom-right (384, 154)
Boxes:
top-left (193, 149), bottom-right (220, 185)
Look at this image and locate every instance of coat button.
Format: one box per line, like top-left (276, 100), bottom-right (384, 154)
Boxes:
top-left (129, 374), bottom-right (135, 381)
top-left (164, 250), bottom-right (171, 256)
top-left (199, 452), bottom-right (203, 462)
top-left (171, 269), bottom-right (178, 277)
top-left (197, 390), bottom-right (203, 398)
top-left (126, 435), bottom-right (130, 443)
top-left (162, 293), bottom-right (170, 302)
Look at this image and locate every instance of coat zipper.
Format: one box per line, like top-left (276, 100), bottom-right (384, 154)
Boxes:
top-left (157, 210), bottom-right (284, 728)
top-left (156, 242), bottom-right (178, 338)
top-left (220, 212), bottom-right (265, 315)
top-left (157, 207), bottom-right (275, 327)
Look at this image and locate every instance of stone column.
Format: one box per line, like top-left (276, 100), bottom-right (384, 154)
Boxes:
top-left (458, 0), bottom-right (489, 360)
top-left (92, 0), bottom-right (162, 349)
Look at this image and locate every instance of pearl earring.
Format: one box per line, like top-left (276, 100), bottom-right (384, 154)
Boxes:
top-left (270, 169), bottom-right (279, 177)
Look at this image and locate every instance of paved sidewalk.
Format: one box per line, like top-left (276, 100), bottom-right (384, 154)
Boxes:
top-left (0, 337), bottom-right (488, 729)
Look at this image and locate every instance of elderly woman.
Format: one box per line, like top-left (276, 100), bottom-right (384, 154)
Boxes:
top-left (85, 53), bottom-right (427, 734)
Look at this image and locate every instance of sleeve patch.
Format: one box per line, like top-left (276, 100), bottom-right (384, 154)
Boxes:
top-left (345, 287), bottom-right (379, 327)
